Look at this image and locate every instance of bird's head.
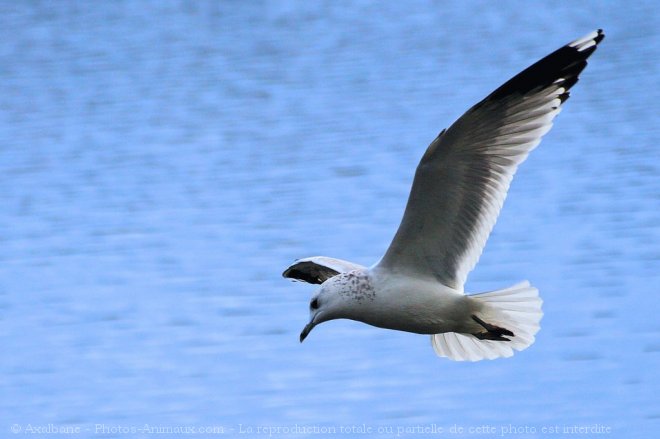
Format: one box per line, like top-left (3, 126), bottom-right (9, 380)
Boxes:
top-left (299, 281), bottom-right (342, 342)
top-left (299, 270), bottom-right (373, 342)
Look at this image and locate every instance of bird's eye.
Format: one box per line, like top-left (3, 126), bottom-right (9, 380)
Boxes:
top-left (310, 298), bottom-right (319, 310)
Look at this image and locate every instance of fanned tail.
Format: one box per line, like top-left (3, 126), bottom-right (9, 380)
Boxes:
top-left (431, 281), bottom-right (543, 361)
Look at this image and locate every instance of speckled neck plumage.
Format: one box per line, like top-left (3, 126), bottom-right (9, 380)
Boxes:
top-left (335, 271), bottom-right (376, 304)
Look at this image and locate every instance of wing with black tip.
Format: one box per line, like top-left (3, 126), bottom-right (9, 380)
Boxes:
top-left (282, 256), bottom-right (365, 284)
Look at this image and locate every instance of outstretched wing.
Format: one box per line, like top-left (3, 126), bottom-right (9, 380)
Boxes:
top-left (378, 30), bottom-right (604, 291)
top-left (283, 256), bottom-right (366, 284)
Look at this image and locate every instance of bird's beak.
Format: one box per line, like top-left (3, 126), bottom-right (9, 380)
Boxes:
top-left (300, 319), bottom-right (316, 343)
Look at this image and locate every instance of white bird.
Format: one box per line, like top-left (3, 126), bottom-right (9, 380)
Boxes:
top-left (283, 30), bottom-right (604, 361)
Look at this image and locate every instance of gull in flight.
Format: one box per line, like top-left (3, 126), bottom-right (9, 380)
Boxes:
top-left (283, 30), bottom-right (604, 361)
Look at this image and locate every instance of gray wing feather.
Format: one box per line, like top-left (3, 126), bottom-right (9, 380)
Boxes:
top-left (378, 30), bottom-right (604, 291)
top-left (283, 256), bottom-right (365, 284)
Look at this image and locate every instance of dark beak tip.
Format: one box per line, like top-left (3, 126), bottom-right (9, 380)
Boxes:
top-left (299, 322), bottom-right (314, 343)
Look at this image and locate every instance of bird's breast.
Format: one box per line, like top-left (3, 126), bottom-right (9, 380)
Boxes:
top-left (352, 270), bottom-right (474, 335)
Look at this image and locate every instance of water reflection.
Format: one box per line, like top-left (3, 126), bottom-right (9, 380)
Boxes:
top-left (1, 1), bottom-right (658, 436)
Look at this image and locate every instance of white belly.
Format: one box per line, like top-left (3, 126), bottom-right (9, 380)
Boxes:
top-left (347, 268), bottom-right (480, 335)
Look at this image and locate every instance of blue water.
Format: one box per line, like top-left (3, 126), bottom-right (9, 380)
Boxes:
top-left (1, 1), bottom-right (658, 438)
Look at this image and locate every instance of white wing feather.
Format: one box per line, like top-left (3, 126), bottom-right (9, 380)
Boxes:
top-left (378, 30), bottom-right (604, 291)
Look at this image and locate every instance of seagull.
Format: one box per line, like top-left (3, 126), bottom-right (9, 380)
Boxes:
top-left (283, 30), bottom-right (604, 361)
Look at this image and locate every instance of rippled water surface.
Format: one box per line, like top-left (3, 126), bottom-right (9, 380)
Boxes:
top-left (1, 1), bottom-right (658, 438)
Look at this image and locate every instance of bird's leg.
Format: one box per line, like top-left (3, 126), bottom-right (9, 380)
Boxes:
top-left (471, 315), bottom-right (514, 341)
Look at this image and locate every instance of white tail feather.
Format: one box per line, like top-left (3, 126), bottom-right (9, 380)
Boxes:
top-left (431, 281), bottom-right (543, 361)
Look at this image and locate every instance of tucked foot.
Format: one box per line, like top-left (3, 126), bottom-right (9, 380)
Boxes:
top-left (471, 315), bottom-right (515, 341)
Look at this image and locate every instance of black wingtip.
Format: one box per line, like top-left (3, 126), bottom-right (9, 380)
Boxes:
top-left (282, 260), bottom-right (341, 284)
top-left (283, 267), bottom-right (320, 284)
top-left (480, 29), bottom-right (604, 105)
